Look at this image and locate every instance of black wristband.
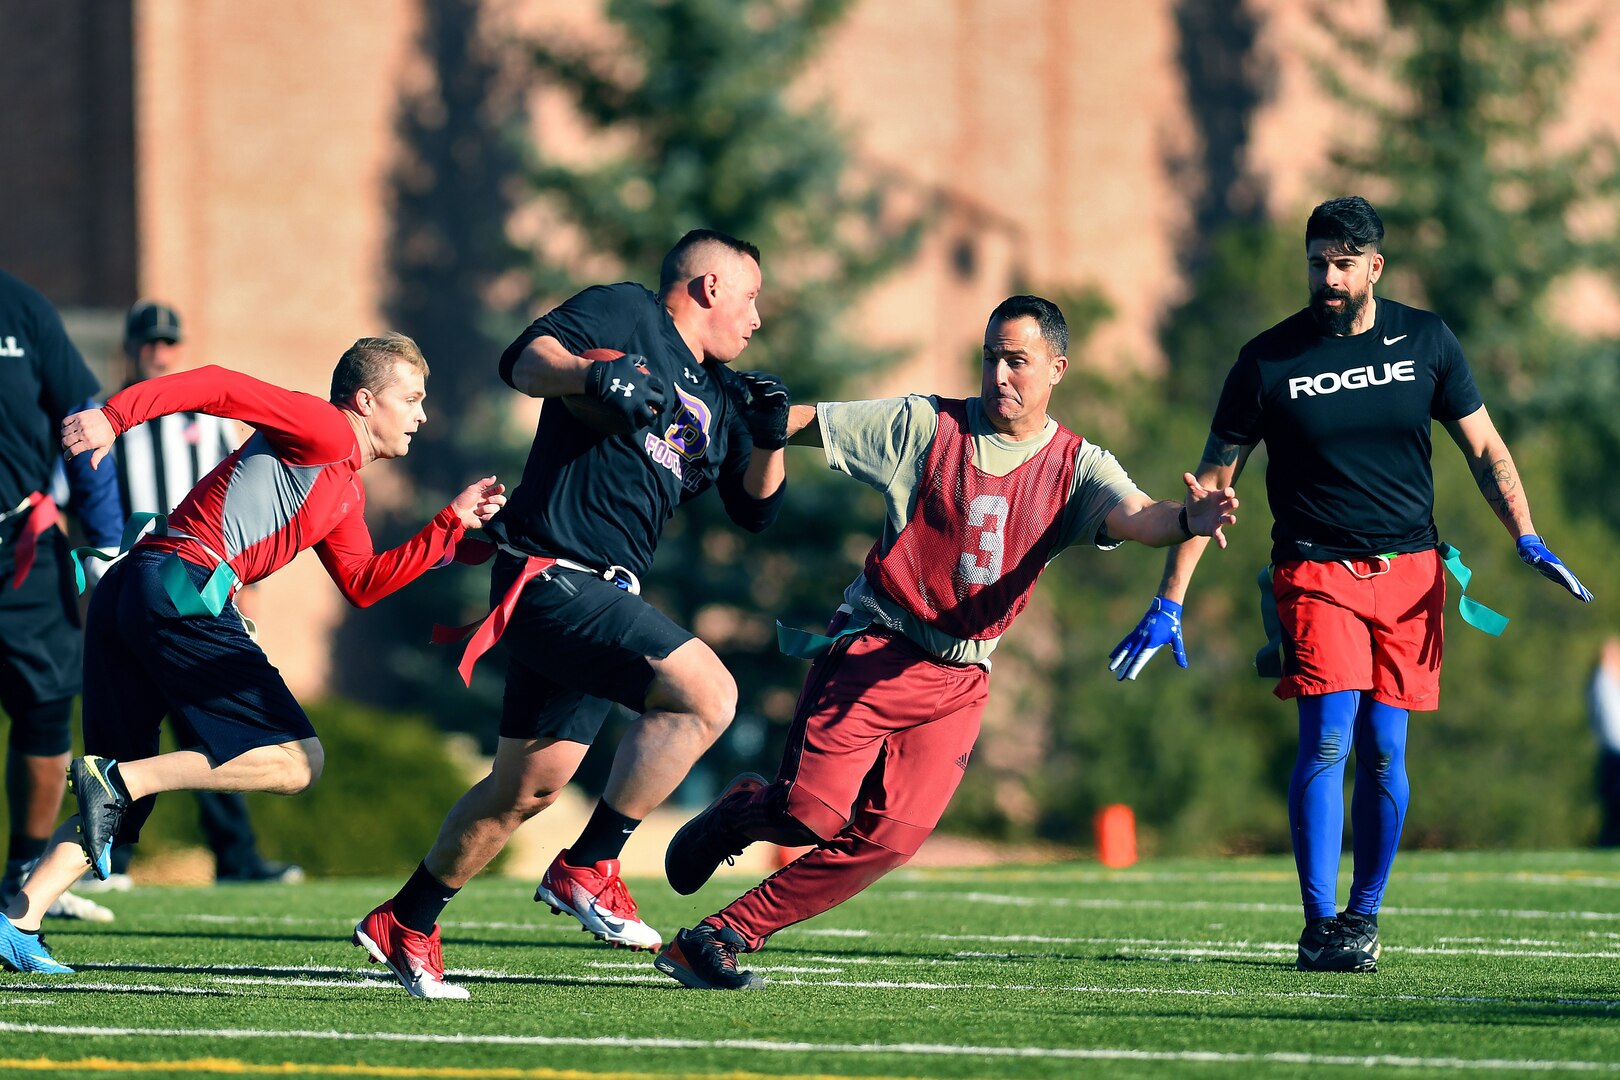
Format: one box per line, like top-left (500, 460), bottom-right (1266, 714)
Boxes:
top-left (1178, 505), bottom-right (1194, 540)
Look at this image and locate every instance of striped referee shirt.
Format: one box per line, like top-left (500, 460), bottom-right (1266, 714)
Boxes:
top-left (114, 407), bottom-right (237, 517)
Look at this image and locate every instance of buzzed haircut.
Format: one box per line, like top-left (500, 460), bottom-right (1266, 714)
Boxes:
top-left (1306, 196), bottom-right (1385, 256)
top-left (658, 229), bottom-right (762, 299)
top-left (330, 332), bottom-right (429, 404)
top-left (987, 295), bottom-right (1069, 357)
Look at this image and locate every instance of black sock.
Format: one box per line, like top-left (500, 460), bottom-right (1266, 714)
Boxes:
top-left (104, 761), bottom-right (133, 804)
top-left (391, 862), bottom-right (459, 935)
top-left (568, 800), bottom-right (642, 867)
top-left (7, 835), bottom-right (47, 866)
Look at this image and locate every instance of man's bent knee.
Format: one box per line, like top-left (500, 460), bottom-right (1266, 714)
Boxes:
top-left (507, 783), bottom-right (564, 822)
top-left (267, 739), bottom-right (323, 795)
top-left (647, 640), bottom-right (737, 736)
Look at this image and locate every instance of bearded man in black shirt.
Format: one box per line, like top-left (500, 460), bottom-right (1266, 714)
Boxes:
top-left (356, 230), bottom-right (790, 998)
top-left (1108, 197), bottom-right (1591, 974)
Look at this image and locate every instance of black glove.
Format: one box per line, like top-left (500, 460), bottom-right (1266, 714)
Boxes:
top-left (729, 369), bottom-right (791, 450)
top-left (583, 353), bottom-right (667, 432)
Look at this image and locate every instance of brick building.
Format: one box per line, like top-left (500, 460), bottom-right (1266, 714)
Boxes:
top-left (1, 0), bottom-right (1616, 694)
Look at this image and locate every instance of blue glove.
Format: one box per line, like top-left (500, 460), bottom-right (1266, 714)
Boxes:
top-left (1108, 597), bottom-right (1188, 681)
top-left (1516, 535), bottom-right (1593, 602)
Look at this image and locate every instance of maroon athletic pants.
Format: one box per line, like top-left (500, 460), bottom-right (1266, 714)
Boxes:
top-left (708, 627), bottom-right (988, 950)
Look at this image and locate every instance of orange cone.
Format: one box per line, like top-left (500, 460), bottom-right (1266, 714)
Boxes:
top-left (1094, 803), bottom-right (1137, 868)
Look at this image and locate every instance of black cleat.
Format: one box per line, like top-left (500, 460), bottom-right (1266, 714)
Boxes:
top-left (1296, 917), bottom-right (1377, 973)
top-left (1335, 909), bottom-right (1381, 962)
top-left (665, 772), bottom-right (767, 896)
top-left (216, 860), bottom-right (305, 884)
top-left (69, 756), bottom-right (129, 882)
top-left (654, 924), bottom-right (765, 990)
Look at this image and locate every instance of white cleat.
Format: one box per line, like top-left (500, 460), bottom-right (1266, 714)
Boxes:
top-left (534, 850), bottom-right (662, 952)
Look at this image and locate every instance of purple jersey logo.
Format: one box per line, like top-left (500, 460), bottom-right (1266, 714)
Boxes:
top-left (662, 387), bottom-right (711, 460)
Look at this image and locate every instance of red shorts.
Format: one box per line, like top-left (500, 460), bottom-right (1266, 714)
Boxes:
top-left (780, 627), bottom-right (989, 856)
top-left (1271, 549), bottom-right (1445, 710)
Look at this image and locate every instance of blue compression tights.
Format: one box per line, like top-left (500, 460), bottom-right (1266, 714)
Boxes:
top-left (1288, 690), bottom-right (1410, 920)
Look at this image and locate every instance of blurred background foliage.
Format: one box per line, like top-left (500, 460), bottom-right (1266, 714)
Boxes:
top-left (314, 0), bottom-right (1620, 856)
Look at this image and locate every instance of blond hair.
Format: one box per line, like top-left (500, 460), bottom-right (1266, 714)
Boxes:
top-left (329, 332), bottom-right (429, 403)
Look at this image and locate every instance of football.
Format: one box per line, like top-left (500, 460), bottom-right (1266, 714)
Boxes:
top-left (557, 348), bottom-right (638, 435)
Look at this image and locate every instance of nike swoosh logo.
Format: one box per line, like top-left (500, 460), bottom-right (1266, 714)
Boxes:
top-left (85, 760), bottom-right (116, 798)
top-left (1383, 334), bottom-right (1407, 345)
top-left (593, 904), bottom-right (627, 932)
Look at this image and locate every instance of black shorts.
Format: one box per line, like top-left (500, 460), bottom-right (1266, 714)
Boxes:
top-left (0, 528), bottom-right (83, 714)
top-left (82, 548), bottom-right (316, 843)
top-left (493, 551), bottom-right (693, 744)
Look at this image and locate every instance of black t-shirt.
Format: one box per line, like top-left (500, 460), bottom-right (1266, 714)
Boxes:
top-left (0, 269), bottom-right (99, 515)
top-left (495, 282), bottom-right (774, 576)
top-left (1211, 298), bottom-right (1483, 562)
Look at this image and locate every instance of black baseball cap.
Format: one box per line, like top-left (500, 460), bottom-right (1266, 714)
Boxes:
top-left (125, 300), bottom-right (183, 346)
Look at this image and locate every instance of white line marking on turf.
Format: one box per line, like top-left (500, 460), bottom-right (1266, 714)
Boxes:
top-left (211, 976), bottom-right (413, 989)
top-left (12, 966), bottom-right (1617, 1010)
top-left (791, 927), bottom-right (1620, 961)
top-left (893, 868), bottom-right (1620, 888)
top-left (171, 913), bottom-right (578, 934)
top-left (2, 1021), bottom-right (1616, 1072)
top-left (873, 890), bottom-right (1620, 922)
top-left (0, 982), bottom-right (222, 995)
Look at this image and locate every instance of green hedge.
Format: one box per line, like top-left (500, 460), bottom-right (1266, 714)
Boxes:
top-left (0, 697), bottom-right (473, 879)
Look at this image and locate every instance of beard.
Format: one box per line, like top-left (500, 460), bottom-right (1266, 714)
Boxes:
top-left (1310, 283), bottom-right (1370, 335)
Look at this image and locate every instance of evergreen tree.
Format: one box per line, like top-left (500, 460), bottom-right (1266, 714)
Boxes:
top-left (519, 0), bottom-right (922, 792)
top-left (1313, 0), bottom-right (1620, 406)
top-left (330, 0), bottom-right (532, 736)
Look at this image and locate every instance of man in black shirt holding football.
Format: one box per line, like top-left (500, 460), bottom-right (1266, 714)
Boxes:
top-left (356, 230), bottom-right (789, 998)
top-left (1109, 197), bottom-right (1591, 974)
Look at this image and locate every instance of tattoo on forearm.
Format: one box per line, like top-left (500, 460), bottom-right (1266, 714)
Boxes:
top-left (1475, 458), bottom-right (1518, 523)
top-left (1199, 435), bottom-right (1240, 468)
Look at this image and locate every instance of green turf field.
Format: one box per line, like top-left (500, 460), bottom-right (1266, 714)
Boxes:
top-left (3, 849), bottom-right (1618, 1078)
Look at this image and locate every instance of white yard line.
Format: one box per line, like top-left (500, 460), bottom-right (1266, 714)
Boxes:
top-left (873, 890), bottom-right (1620, 921)
top-left (1, 1021), bottom-right (1616, 1073)
top-left (9, 963), bottom-right (1616, 1009)
top-left (893, 869), bottom-right (1620, 888)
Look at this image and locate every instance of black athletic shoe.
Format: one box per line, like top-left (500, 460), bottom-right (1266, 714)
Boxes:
top-left (1296, 917), bottom-right (1377, 973)
top-left (1335, 910), bottom-right (1381, 962)
top-left (216, 860), bottom-right (306, 884)
top-left (69, 756), bottom-right (129, 882)
top-left (654, 924), bottom-right (765, 990)
top-left (665, 772), bottom-right (767, 896)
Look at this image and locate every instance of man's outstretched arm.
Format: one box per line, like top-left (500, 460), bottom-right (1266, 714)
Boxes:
top-left (1444, 406), bottom-right (1592, 602)
top-left (62, 366), bottom-right (352, 469)
top-left (786, 404), bottom-right (820, 447)
top-left (1155, 436), bottom-right (1253, 603)
top-left (1108, 436), bottom-right (1253, 681)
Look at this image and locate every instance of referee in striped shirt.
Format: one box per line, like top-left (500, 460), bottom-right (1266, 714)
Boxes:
top-left (83, 301), bottom-right (303, 890)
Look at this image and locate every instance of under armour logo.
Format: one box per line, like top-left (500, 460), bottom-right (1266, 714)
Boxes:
top-left (608, 378), bottom-right (634, 397)
top-left (683, 368), bottom-right (699, 383)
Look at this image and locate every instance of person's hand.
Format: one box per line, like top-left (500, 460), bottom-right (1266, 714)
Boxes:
top-left (583, 353), bottom-right (667, 432)
top-left (1107, 597), bottom-right (1187, 681)
top-left (1182, 473), bottom-right (1239, 548)
top-left (1517, 534), bottom-right (1593, 602)
top-left (60, 408), bottom-right (117, 469)
top-left (452, 477), bottom-right (506, 530)
top-left (728, 370), bottom-right (791, 450)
